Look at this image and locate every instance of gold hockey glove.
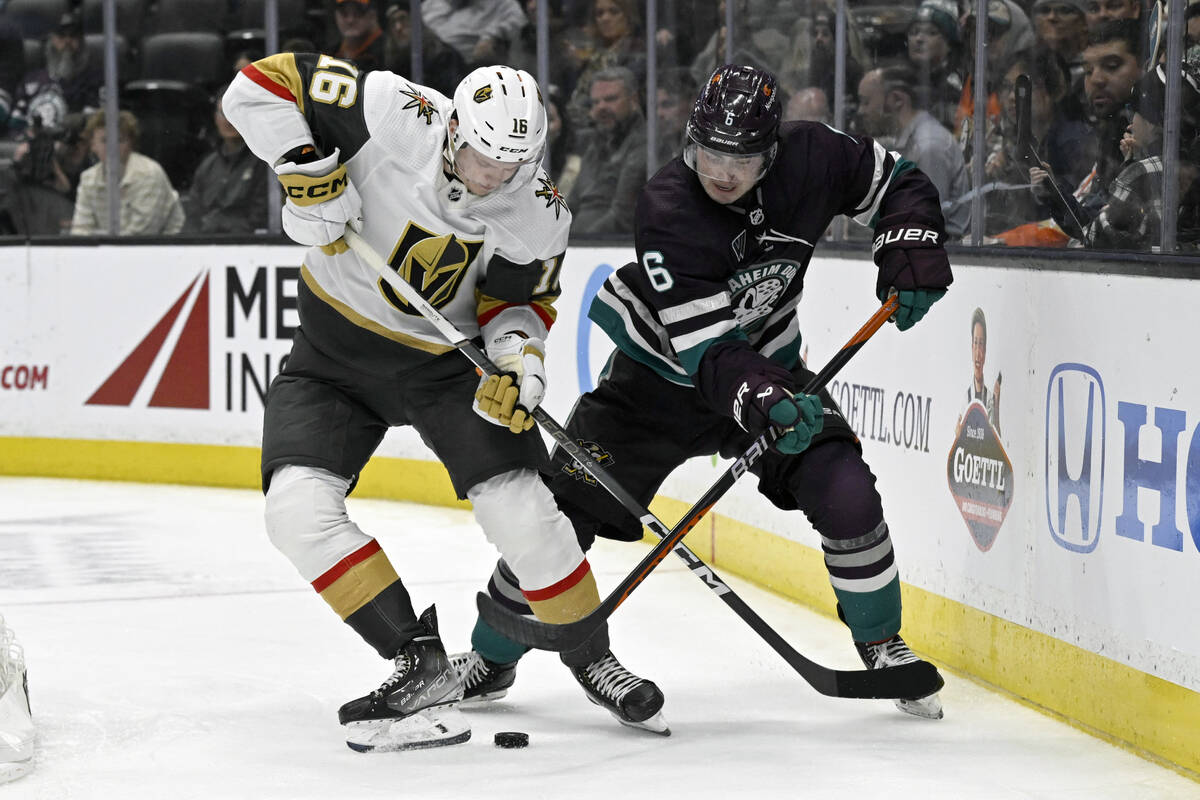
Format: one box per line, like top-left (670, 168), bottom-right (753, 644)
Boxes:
top-left (274, 146), bottom-right (363, 255)
top-left (473, 332), bottom-right (547, 433)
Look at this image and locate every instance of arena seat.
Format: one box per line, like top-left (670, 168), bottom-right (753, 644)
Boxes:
top-left (82, 33), bottom-right (133, 80)
top-left (239, 0), bottom-right (308, 30)
top-left (147, 0), bottom-right (228, 35)
top-left (80, 0), bottom-right (147, 44)
top-left (138, 31), bottom-right (226, 90)
top-left (3, 0), bottom-right (70, 38)
top-left (122, 79), bottom-right (213, 190)
top-left (23, 37), bottom-right (44, 73)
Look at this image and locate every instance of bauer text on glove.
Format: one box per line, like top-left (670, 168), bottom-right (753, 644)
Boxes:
top-left (473, 332), bottom-right (546, 433)
top-left (734, 380), bottom-right (824, 455)
top-left (274, 146), bottom-right (363, 255)
top-left (872, 223), bottom-right (953, 331)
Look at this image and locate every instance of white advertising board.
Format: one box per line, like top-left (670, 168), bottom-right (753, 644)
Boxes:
top-left (0, 243), bottom-right (615, 461)
top-left (3, 243), bottom-right (1198, 693)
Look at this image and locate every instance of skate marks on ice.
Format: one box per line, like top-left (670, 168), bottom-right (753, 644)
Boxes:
top-left (0, 477), bottom-right (1194, 799)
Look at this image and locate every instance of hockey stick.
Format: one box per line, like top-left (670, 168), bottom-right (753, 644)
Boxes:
top-left (476, 295), bottom-right (939, 700)
top-left (344, 231), bottom-right (934, 700)
top-left (1016, 73), bottom-right (1088, 238)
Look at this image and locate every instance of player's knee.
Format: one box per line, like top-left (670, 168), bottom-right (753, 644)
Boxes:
top-left (263, 465), bottom-right (351, 561)
top-left (469, 469), bottom-right (584, 588)
top-left (789, 440), bottom-right (883, 534)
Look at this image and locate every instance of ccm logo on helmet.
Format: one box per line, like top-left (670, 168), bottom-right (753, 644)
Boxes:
top-left (872, 227), bottom-right (939, 253)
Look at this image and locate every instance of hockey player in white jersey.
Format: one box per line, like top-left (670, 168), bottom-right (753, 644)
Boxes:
top-left (222, 57), bottom-right (666, 751)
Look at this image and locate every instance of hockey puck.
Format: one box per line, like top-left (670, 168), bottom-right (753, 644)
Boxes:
top-left (493, 731), bottom-right (529, 749)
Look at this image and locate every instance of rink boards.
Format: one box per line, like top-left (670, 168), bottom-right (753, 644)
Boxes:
top-left (0, 242), bottom-right (1197, 777)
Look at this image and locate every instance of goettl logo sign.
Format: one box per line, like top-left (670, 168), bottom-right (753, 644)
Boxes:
top-left (947, 401), bottom-right (1014, 550)
top-left (87, 270), bottom-right (210, 409)
top-left (946, 306), bottom-right (1013, 551)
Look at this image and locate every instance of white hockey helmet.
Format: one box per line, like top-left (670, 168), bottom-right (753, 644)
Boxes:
top-left (450, 66), bottom-right (547, 166)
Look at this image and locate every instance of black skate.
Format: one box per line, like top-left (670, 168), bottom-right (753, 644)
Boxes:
top-left (449, 650), bottom-right (518, 705)
top-left (855, 634), bottom-right (945, 720)
top-left (570, 651), bottom-right (669, 735)
top-left (337, 606), bottom-right (469, 752)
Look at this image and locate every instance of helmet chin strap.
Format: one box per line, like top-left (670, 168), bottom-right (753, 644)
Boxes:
top-left (443, 143), bottom-right (463, 182)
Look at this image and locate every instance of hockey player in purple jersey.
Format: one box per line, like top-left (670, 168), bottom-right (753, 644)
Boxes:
top-left (452, 64), bottom-right (952, 720)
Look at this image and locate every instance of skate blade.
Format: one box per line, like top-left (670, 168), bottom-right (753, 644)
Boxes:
top-left (344, 706), bottom-right (471, 752)
top-left (457, 688), bottom-right (508, 707)
top-left (895, 692), bottom-right (944, 720)
top-left (0, 759), bottom-right (34, 785)
top-left (611, 710), bottom-right (671, 736)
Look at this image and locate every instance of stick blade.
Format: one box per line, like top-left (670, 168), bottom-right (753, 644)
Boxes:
top-left (829, 660), bottom-right (943, 700)
top-left (475, 592), bottom-right (594, 652)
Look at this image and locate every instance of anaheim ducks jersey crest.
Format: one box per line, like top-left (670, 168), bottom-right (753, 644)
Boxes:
top-left (224, 53), bottom-right (570, 355)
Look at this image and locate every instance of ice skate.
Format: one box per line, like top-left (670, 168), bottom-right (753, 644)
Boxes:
top-left (0, 620), bottom-right (34, 784)
top-left (337, 606), bottom-right (470, 752)
top-left (450, 650), bottom-right (518, 705)
top-left (855, 634), bottom-right (944, 720)
top-left (571, 651), bottom-right (669, 735)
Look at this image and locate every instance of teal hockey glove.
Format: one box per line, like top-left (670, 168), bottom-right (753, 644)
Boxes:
top-left (734, 380), bottom-right (824, 455)
top-left (879, 287), bottom-right (947, 331)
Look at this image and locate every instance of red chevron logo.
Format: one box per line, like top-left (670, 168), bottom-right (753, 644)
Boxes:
top-left (86, 270), bottom-right (210, 409)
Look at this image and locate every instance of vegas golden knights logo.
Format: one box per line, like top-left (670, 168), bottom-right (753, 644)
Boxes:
top-left (473, 86), bottom-right (493, 103)
top-left (383, 222), bottom-right (484, 313)
top-left (561, 439), bottom-right (613, 486)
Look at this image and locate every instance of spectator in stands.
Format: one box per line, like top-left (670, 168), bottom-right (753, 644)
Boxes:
top-left (980, 49), bottom-right (1094, 241)
top-left (566, 0), bottom-right (646, 138)
top-left (1031, 0), bottom-right (1090, 87)
top-left (70, 110), bottom-right (184, 236)
top-left (570, 65), bottom-right (646, 235)
top-left (232, 49), bottom-right (264, 75)
top-left (331, 0), bottom-right (386, 70)
top-left (1045, 63), bottom-right (1200, 250)
top-left (0, 113), bottom-right (86, 235)
top-left (905, 0), bottom-right (964, 133)
top-left (9, 12), bottom-right (102, 139)
top-left (687, 0), bottom-right (775, 91)
top-left (1031, 19), bottom-right (1141, 235)
top-left (785, 86), bottom-right (832, 125)
top-left (652, 0), bottom-right (711, 69)
top-left (420, 0), bottom-right (527, 70)
top-left (777, 7), bottom-right (863, 119)
top-left (713, 0), bottom-right (796, 73)
top-left (507, 0), bottom-right (568, 82)
top-left (282, 37), bottom-right (320, 54)
top-left (181, 88), bottom-right (267, 234)
top-left (857, 63), bottom-right (971, 237)
top-left (1085, 0), bottom-right (1140, 30)
top-left (652, 66), bottom-right (696, 168)
top-left (954, 0), bottom-right (1035, 166)
top-left (545, 83), bottom-right (581, 196)
top-left (382, 2), bottom-right (465, 94)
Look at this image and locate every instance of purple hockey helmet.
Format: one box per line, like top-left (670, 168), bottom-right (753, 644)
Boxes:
top-left (684, 64), bottom-right (781, 183)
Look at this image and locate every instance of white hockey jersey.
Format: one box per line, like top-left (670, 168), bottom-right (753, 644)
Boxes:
top-left (222, 53), bottom-right (570, 356)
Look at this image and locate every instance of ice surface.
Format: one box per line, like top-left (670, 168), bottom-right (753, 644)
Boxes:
top-left (0, 477), bottom-right (1194, 799)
